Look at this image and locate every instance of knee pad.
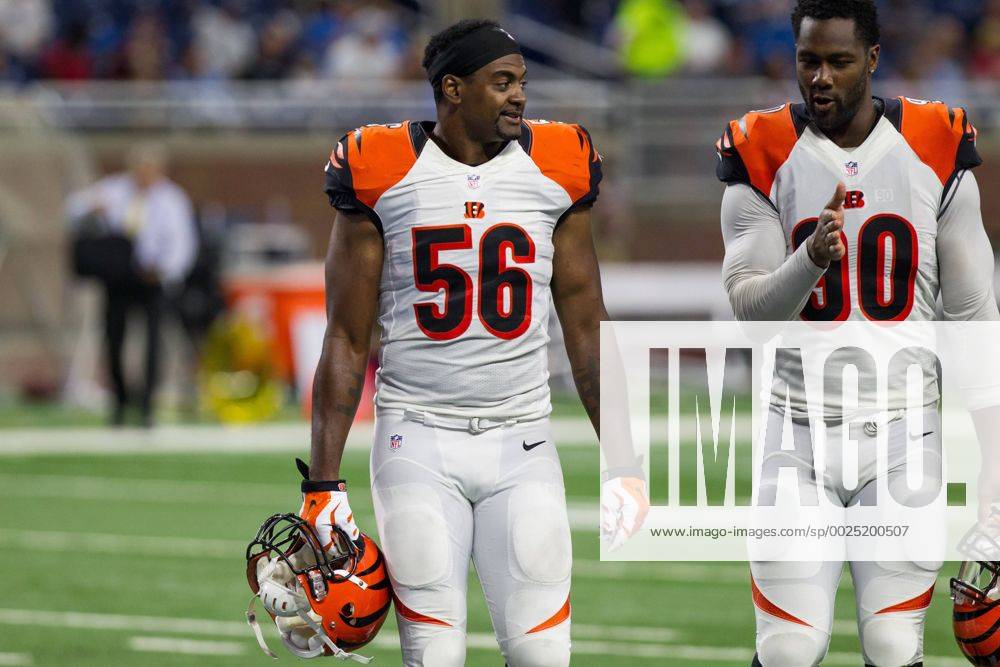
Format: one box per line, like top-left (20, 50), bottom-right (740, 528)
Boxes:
top-left (860, 617), bottom-right (920, 667)
top-left (504, 635), bottom-right (570, 667)
top-left (379, 484), bottom-right (452, 588)
top-left (412, 629), bottom-right (465, 667)
top-left (758, 630), bottom-right (827, 667)
top-left (509, 482), bottom-right (572, 584)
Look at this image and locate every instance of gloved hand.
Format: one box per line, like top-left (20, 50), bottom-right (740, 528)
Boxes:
top-left (296, 458), bottom-right (360, 553)
top-left (600, 475), bottom-right (650, 552)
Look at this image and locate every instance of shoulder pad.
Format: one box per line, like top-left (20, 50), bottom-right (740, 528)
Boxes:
top-left (889, 97), bottom-right (981, 186)
top-left (521, 119), bottom-right (602, 208)
top-left (324, 121), bottom-right (420, 213)
top-left (716, 103), bottom-right (804, 198)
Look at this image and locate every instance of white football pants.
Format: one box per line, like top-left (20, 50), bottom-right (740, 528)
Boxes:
top-left (370, 408), bottom-right (572, 667)
top-left (752, 406), bottom-right (942, 667)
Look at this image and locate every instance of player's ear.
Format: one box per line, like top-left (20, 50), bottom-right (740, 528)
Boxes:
top-left (867, 44), bottom-right (880, 76)
top-left (440, 74), bottom-right (462, 105)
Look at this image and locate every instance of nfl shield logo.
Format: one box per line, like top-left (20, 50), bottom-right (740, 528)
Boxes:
top-left (467, 174), bottom-right (481, 189)
top-left (845, 161), bottom-right (859, 176)
top-left (389, 434), bottom-right (403, 451)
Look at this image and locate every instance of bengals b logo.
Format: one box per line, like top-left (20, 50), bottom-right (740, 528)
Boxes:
top-left (464, 202), bottom-right (485, 219)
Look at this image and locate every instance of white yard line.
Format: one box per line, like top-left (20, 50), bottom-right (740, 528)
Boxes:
top-left (128, 636), bottom-right (244, 656)
top-left (0, 528), bottom-right (960, 596)
top-left (0, 528), bottom-right (745, 585)
top-left (0, 608), bottom-right (248, 637)
top-left (0, 418), bottom-right (602, 457)
top-left (0, 415), bottom-right (748, 457)
top-left (2, 607), bottom-right (676, 657)
top-left (0, 529), bottom-right (243, 559)
top-left (0, 473), bottom-right (601, 522)
top-left (0, 655), bottom-right (31, 666)
top-left (0, 607), bottom-right (967, 664)
top-left (572, 623), bottom-right (680, 643)
top-left (0, 473), bottom-right (289, 504)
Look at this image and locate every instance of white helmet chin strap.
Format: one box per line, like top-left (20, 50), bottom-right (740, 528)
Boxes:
top-left (245, 573), bottom-right (375, 663)
top-left (293, 608), bottom-right (374, 663)
top-left (245, 596), bottom-right (279, 659)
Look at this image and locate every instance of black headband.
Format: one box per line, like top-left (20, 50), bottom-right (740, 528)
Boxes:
top-left (427, 25), bottom-right (521, 87)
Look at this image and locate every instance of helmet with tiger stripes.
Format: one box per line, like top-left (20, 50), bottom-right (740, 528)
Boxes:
top-left (952, 558), bottom-right (1000, 664)
top-left (245, 513), bottom-right (392, 663)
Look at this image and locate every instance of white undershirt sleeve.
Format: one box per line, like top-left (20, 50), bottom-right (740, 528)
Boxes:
top-left (720, 183), bottom-right (827, 321)
top-left (937, 171), bottom-right (1000, 322)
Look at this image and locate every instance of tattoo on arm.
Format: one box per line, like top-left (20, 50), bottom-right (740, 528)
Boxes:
top-left (333, 370), bottom-right (365, 417)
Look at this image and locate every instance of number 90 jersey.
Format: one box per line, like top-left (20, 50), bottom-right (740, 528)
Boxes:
top-left (717, 96), bottom-right (981, 322)
top-left (324, 120), bottom-right (601, 419)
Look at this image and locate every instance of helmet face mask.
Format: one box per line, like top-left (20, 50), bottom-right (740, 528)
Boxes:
top-left (247, 513), bottom-right (356, 585)
top-left (953, 561), bottom-right (1000, 606)
top-left (245, 513), bottom-right (392, 663)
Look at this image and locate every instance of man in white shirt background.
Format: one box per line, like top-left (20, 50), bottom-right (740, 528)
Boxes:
top-left (66, 142), bottom-right (198, 427)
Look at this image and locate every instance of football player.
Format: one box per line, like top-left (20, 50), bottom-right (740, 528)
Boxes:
top-left (299, 19), bottom-right (647, 667)
top-left (716, 1), bottom-right (998, 665)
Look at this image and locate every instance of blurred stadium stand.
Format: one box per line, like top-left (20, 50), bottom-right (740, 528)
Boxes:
top-left (0, 0), bottom-right (997, 405)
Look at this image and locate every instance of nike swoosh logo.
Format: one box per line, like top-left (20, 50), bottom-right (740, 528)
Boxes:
top-left (522, 440), bottom-right (546, 451)
top-left (909, 430), bottom-right (934, 440)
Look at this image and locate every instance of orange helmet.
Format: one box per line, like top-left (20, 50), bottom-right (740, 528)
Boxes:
top-left (245, 513), bottom-right (391, 662)
top-left (952, 559), bottom-right (1000, 665)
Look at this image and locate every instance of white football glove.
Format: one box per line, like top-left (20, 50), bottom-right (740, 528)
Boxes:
top-left (296, 458), bottom-right (360, 552)
top-left (601, 476), bottom-right (650, 552)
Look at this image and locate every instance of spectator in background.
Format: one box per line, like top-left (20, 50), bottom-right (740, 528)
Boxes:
top-left (242, 11), bottom-right (301, 79)
top-left (0, 0), bottom-right (53, 67)
top-left (970, 0), bottom-right (1000, 80)
top-left (118, 12), bottom-right (170, 80)
top-left (611, 0), bottom-right (687, 77)
top-left (741, 0), bottom-right (795, 79)
top-left (39, 20), bottom-right (93, 80)
top-left (1, 0), bottom-right (992, 85)
top-left (66, 143), bottom-right (198, 427)
top-left (192, 0), bottom-right (256, 79)
top-left (300, 0), bottom-right (347, 61)
top-left (323, 4), bottom-right (403, 79)
top-left (0, 39), bottom-right (30, 84)
top-left (875, 0), bottom-right (931, 77)
top-left (681, 0), bottom-right (732, 74)
top-left (902, 14), bottom-right (968, 102)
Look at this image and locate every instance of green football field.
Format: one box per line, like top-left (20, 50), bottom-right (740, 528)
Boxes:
top-left (0, 411), bottom-right (970, 666)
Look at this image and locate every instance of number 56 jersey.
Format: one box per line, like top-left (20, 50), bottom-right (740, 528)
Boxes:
top-left (323, 120), bottom-right (601, 420)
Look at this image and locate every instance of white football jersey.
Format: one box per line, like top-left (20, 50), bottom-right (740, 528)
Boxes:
top-left (717, 97), bottom-right (981, 416)
top-left (324, 120), bottom-right (602, 419)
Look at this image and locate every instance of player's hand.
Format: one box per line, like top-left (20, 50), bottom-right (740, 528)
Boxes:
top-left (807, 182), bottom-right (847, 268)
top-left (296, 458), bottom-right (360, 553)
top-left (601, 476), bottom-right (650, 551)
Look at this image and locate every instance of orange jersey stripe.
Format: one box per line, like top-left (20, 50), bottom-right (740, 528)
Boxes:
top-left (876, 584), bottom-right (935, 614)
top-left (751, 576), bottom-right (812, 627)
top-left (527, 595), bottom-right (571, 634)
top-left (392, 593), bottom-right (451, 627)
